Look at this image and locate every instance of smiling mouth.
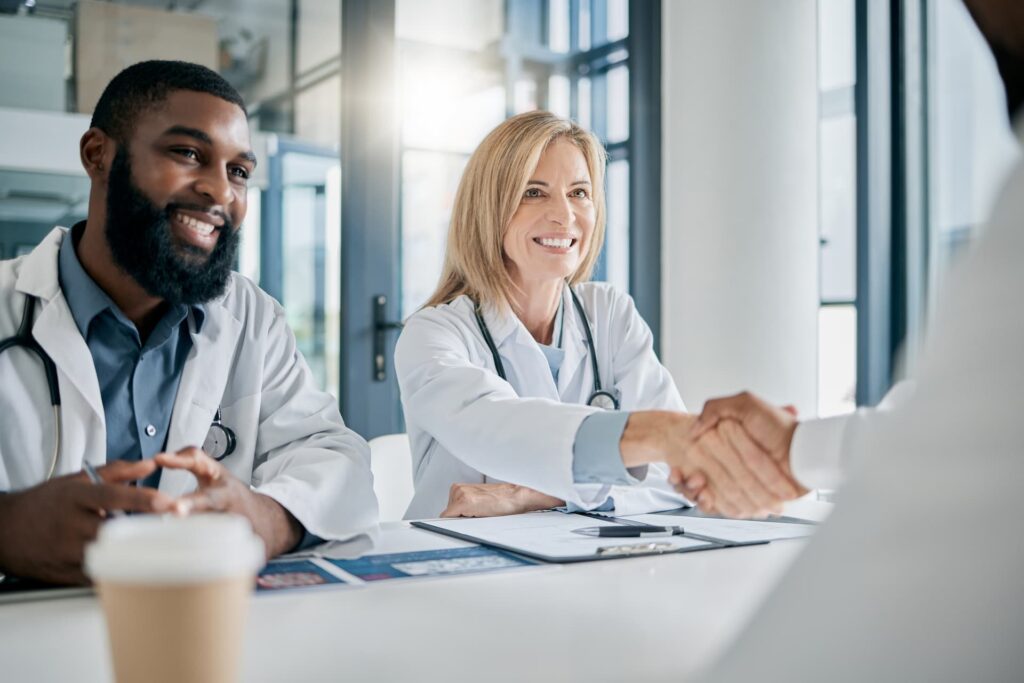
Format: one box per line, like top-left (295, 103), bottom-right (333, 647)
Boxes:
top-left (174, 211), bottom-right (217, 236)
top-left (533, 237), bottom-right (577, 249)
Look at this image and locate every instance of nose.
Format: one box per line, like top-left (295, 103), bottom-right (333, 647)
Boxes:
top-left (193, 166), bottom-right (234, 208)
top-left (546, 194), bottom-right (574, 227)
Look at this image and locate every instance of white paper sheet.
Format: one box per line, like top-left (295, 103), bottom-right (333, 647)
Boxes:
top-left (622, 514), bottom-right (816, 543)
top-left (421, 511), bottom-right (712, 560)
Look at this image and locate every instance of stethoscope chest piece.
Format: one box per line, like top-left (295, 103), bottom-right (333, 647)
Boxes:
top-left (203, 408), bottom-right (237, 461)
top-left (587, 389), bottom-right (620, 411)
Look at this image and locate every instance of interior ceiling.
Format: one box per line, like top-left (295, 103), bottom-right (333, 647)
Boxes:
top-left (0, 169), bottom-right (89, 223)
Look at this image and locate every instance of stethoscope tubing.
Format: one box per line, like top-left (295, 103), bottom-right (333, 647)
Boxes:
top-left (0, 295), bottom-right (62, 478)
top-left (1, 294), bottom-right (236, 476)
top-left (474, 286), bottom-right (619, 410)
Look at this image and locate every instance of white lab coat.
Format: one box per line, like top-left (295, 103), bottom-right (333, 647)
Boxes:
top-left (396, 281), bottom-right (688, 519)
top-left (0, 228), bottom-right (379, 544)
top-left (695, 117), bottom-right (1024, 680)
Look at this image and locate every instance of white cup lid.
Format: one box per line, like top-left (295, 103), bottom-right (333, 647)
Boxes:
top-left (85, 514), bottom-right (265, 584)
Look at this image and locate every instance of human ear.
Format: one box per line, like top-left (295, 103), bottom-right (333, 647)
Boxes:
top-left (80, 127), bottom-right (116, 182)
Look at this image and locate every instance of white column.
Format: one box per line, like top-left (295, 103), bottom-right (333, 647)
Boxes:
top-left (661, 0), bottom-right (820, 415)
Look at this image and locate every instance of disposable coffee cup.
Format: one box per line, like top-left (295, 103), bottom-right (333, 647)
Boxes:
top-left (85, 514), bottom-right (265, 683)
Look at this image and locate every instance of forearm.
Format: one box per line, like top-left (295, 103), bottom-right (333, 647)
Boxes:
top-left (244, 492), bottom-right (304, 559)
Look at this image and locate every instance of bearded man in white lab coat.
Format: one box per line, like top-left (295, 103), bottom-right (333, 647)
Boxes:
top-left (668, 0), bottom-right (1024, 678)
top-left (0, 61), bottom-right (377, 586)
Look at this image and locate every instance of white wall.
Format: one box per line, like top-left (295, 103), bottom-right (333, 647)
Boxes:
top-left (661, 0), bottom-right (820, 416)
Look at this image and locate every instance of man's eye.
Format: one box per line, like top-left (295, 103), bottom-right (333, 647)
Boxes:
top-left (174, 148), bottom-right (199, 161)
top-left (231, 167), bottom-right (250, 180)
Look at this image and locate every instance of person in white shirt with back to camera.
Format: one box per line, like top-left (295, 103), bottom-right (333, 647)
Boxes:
top-left (659, 0), bottom-right (1024, 678)
top-left (395, 111), bottom-right (802, 520)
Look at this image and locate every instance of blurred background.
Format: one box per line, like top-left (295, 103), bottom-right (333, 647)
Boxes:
top-left (0, 0), bottom-right (1018, 439)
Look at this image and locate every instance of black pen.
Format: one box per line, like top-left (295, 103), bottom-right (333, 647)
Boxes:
top-left (572, 525), bottom-right (684, 538)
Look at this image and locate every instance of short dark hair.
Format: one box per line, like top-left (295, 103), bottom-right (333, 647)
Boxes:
top-left (90, 60), bottom-right (246, 143)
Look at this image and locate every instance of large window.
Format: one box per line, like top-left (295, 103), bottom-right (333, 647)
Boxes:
top-left (397, 0), bottom-right (638, 318)
top-left (0, 0), bottom-right (347, 399)
top-left (0, 0), bottom-right (660, 436)
top-left (817, 0), bottom-right (857, 418)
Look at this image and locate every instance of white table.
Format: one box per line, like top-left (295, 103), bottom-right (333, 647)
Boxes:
top-left (0, 501), bottom-right (829, 682)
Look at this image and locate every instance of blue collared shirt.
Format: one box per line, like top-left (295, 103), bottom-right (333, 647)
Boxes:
top-left (58, 224), bottom-right (201, 487)
top-left (58, 225), bottom-right (318, 550)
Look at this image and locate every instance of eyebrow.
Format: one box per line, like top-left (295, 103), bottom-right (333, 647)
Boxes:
top-left (161, 125), bottom-right (258, 167)
top-left (526, 179), bottom-right (591, 186)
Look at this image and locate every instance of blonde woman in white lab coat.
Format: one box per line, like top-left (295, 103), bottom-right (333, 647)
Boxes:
top-left (396, 111), bottom-right (798, 520)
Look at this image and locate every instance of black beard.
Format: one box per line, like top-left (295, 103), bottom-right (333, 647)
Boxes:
top-left (104, 148), bottom-right (240, 306)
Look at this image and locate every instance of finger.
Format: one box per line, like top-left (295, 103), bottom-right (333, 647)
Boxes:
top-left (77, 482), bottom-right (176, 515)
top-left (70, 510), bottom-right (102, 543)
top-left (700, 486), bottom-right (741, 518)
top-left (699, 392), bottom-right (791, 453)
top-left (696, 392), bottom-right (756, 431)
top-left (688, 437), bottom-right (760, 516)
top-left (718, 420), bottom-right (800, 501)
top-left (696, 489), bottom-right (717, 513)
top-left (90, 458), bottom-right (161, 484)
top-left (673, 471), bottom-right (707, 502)
top-left (675, 481), bottom-right (704, 501)
top-left (782, 404), bottom-right (798, 417)
top-left (685, 471), bottom-right (707, 491)
top-left (689, 413), bottom-right (720, 441)
top-left (176, 487), bottom-right (232, 515)
top-left (154, 447), bottom-right (222, 483)
top-left (440, 499), bottom-right (473, 518)
top-left (696, 428), bottom-right (775, 513)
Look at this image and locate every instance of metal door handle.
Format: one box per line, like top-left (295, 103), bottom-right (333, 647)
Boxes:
top-left (373, 295), bottom-right (403, 381)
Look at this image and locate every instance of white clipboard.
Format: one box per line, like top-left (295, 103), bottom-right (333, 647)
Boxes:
top-left (412, 510), bottom-right (736, 563)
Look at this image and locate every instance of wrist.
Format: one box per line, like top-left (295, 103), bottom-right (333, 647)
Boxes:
top-left (250, 492), bottom-right (303, 559)
top-left (620, 411), bottom-right (697, 467)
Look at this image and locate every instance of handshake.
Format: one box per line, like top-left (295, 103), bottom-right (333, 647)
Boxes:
top-left (626, 391), bottom-right (809, 519)
top-left (442, 391), bottom-right (811, 520)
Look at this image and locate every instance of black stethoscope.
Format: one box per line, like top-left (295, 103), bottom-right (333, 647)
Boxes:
top-left (474, 286), bottom-right (621, 410)
top-left (0, 296), bottom-right (62, 479)
top-left (0, 295), bottom-right (237, 470)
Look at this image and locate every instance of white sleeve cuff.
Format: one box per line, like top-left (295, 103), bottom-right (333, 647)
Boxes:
top-left (790, 415), bottom-right (851, 490)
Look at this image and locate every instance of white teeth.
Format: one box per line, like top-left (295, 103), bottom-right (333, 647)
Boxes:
top-left (537, 237), bottom-right (573, 249)
top-left (176, 212), bottom-right (215, 236)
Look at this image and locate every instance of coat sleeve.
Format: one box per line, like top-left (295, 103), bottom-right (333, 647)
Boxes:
top-left (581, 287), bottom-right (690, 514)
top-left (249, 302), bottom-right (379, 544)
top-left (396, 309), bottom-right (617, 510)
top-left (791, 380), bottom-right (915, 490)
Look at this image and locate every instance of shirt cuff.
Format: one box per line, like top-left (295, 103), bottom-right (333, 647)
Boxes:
top-left (791, 415), bottom-right (850, 490)
top-left (572, 411), bottom-right (632, 485)
top-left (293, 528), bottom-right (325, 552)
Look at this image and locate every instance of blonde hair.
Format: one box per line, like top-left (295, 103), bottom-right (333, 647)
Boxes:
top-left (423, 110), bottom-right (607, 312)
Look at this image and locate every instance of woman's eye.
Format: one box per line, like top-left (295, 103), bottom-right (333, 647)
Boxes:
top-left (570, 188), bottom-right (589, 199)
top-left (524, 188), bottom-right (543, 198)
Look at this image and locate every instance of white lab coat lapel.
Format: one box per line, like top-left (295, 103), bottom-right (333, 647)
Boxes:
top-left (557, 285), bottom-right (590, 400)
top-left (479, 304), bottom-right (560, 401)
top-left (16, 229), bottom-right (105, 473)
top-left (158, 298), bottom-right (242, 497)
